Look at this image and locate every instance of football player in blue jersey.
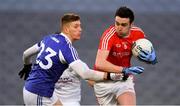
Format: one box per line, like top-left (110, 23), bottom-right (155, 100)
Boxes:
top-left (18, 13), bottom-right (144, 105)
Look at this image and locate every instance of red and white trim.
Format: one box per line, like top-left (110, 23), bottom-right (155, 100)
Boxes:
top-left (101, 27), bottom-right (116, 49)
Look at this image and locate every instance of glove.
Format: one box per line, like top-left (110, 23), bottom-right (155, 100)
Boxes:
top-left (122, 66), bottom-right (144, 76)
top-left (107, 73), bottom-right (129, 81)
top-left (109, 73), bottom-right (124, 81)
top-left (138, 48), bottom-right (158, 65)
top-left (18, 64), bottom-right (32, 80)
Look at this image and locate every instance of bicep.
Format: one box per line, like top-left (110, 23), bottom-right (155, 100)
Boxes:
top-left (95, 49), bottom-right (122, 73)
top-left (96, 33), bottom-right (113, 68)
top-left (95, 49), bottom-right (109, 64)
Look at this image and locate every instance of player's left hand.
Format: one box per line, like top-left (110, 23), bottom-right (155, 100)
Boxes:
top-left (138, 48), bottom-right (158, 65)
top-left (18, 64), bottom-right (32, 80)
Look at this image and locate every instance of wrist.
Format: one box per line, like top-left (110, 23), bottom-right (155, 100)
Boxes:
top-left (23, 64), bottom-right (32, 71)
top-left (107, 73), bottom-right (111, 80)
top-left (122, 67), bottom-right (127, 74)
top-left (122, 68), bottom-right (129, 81)
top-left (122, 67), bottom-right (131, 77)
top-left (24, 63), bottom-right (32, 66)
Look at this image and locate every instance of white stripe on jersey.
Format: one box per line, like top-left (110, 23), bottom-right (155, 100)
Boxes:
top-left (65, 38), bottom-right (71, 44)
top-left (73, 48), bottom-right (79, 59)
top-left (59, 50), bottom-right (66, 64)
top-left (68, 44), bottom-right (78, 60)
top-left (102, 27), bottom-right (116, 49)
top-left (72, 47), bottom-right (78, 60)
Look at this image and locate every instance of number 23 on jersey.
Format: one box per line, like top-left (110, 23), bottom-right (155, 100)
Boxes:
top-left (36, 43), bottom-right (57, 70)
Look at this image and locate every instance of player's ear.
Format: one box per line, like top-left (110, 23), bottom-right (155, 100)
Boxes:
top-left (62, 22), bottom-right (70, 32)
top-left (63, 24), bottom-right (70, 33)
top-left (130, 22), bottom-right (134, 28)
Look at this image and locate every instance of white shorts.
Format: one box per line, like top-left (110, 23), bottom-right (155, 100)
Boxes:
top-left (54, 67), bottom-right (81, 106)
top-left (54, 90), bottom-right (80, 106)
top-left (60, 102), bottom-right (80, 106)
top-left (93, 76), bottom-right (135, 105)
top-left (53, 89), bottom-right (80, 106)
top-left (23, 87), bottom-right (58, 106)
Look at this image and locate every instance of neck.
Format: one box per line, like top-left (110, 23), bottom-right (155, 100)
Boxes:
top-left (124, 31), bottom-right (130, 38)
top-left (119, 31), bottom-right (130, 38)
top-left (62, 31), bottom-right (74, 42)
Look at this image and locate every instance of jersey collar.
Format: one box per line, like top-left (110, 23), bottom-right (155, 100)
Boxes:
top-left (60, 32), bottom-right (72, 44)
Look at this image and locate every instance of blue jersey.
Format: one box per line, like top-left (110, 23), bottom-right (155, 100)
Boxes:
top-left (25, 33), bottom-right (79, 97)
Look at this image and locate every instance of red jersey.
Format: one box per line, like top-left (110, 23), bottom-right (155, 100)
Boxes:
top-left (98, 25), bottom-right (145, 67)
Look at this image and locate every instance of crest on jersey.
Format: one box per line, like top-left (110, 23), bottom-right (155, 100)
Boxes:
top-left (122, 42), bottom-right (128, 49)
top-left (116, 44), bottom-right (121, 48)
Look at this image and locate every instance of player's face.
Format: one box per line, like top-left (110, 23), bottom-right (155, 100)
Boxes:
top-left (114, 16), bottom-right (132, 38)
top-left (68, 20), bottom-right (82, 41)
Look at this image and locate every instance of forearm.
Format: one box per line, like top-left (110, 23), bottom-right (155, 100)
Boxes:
top-left (84, 69), bottom-right (107, 80)
top-left (95, 60), bottom-right (123, 73)
top-left (69, 60), bottom-right (107, 81)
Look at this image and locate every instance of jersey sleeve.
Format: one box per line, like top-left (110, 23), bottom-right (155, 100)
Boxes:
top-left (59, 43), bottom-right (79, 64)
top-left (37, 41), bottom-right (41, 48)
top-left (98, 27), bottom-right (115, 50)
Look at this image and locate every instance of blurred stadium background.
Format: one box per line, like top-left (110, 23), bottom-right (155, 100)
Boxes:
top-left (0, 0), bottom-right (180, 105)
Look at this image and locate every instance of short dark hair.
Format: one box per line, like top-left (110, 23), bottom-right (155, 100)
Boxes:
top-left (115, 6), bottom-right (134, 24)
top-left (61, 13), bottom-right (80, 27)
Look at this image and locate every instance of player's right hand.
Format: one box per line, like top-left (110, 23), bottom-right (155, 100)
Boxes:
top-left (18, 64), bottom-right (32, 80)
top-left (122, 66), bottom-right (144, 76)
top-left (138, 48), bottom-right (158, 65)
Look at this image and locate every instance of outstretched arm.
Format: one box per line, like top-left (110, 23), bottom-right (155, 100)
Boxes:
top-left (69, 59), bottom-right (144, 81)
top-left (19, 44), bottom-right (40, 80)
top-left (69, 60), bottom-right (107, 81)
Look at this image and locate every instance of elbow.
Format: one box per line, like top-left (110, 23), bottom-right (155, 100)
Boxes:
top-left (23, 49), bottom-right (31, 60)
top-left (23, 51), bottom-right (28, 60)
top-left (23, 50), bottom-right (32, 64)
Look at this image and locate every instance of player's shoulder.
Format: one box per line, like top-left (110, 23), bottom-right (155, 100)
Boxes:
top-left (131, 26), bottom-right (144, 33)
top-left (130, 26), bottom-right (146, 39)
top-left (102, 25), bottom-right (116, 38)
top-left (51, 33), bottom-right (71, 45)
top-left (43, 34), bottom-right (71, 48)
top-left (104, 25), bottom-right (116, 33)
top-left (42, 34), bottom-right (58, 41)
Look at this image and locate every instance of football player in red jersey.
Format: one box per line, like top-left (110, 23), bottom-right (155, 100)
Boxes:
top-left (91, 6), bottom-right (157, 105)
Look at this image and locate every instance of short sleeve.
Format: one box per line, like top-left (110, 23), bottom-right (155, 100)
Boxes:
top-left (60, 43), bottom-right (79, 64)
top-left (131, 27), bottom-right (146, 41)
top-left (98, 27), bottom-right (115, 50)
